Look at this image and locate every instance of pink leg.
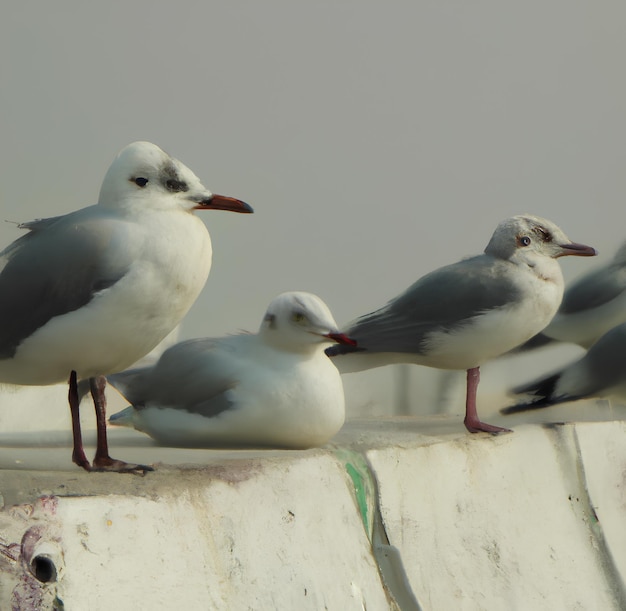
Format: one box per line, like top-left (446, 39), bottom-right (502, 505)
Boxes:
top-left (69, 370), bottom-right (91, 471)
top-left (89, 375), bottom-right (153, 474)
top-left (463, 367), bottom-right (511, 434)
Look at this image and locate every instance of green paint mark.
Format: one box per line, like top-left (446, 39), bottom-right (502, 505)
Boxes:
top-left (346, 461), bottom-right (369, 532)
top-left (334, 448), bottom-right (374, 538)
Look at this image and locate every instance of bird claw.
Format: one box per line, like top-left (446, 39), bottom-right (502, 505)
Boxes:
top-left (90, 456), bottom-right (154, 475)
top-left (464, 418), bottom-right (512, 435)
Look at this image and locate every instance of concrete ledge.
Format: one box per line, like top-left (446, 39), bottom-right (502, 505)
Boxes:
top-left (1, 418), bottom-right (625, 610)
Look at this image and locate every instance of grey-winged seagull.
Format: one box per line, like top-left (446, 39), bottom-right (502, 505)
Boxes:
top-left (107, 292), bottom-right (355, 448)
top-left (501, 321), bottom-right (626, 414)
top-left (0, 141), bottom-right (253, 472)
top-left (326, 215), bottom-right (596, 434)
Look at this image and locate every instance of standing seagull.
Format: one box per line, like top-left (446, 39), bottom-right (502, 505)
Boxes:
top-left (107, 292), bottom-right (355, 448)
top-left (501, 322), bottom-right (626, 414)
top-left (0, 142), bottom-right (253, 472)
top-left (327, 215), bottom-right (596, 434)
top-left (513, 240), bottom-right (626, 351)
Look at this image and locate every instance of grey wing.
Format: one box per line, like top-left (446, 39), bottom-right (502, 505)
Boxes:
top-left (17, 216), bottom-right (68, 233)
top-left (508, 323), bottom-right (626, 409)
top-left (0, 209), bottom-right (132, 358)
top-left (346, 256), bottom-right (522, 354)
top-left (559, 264), bottom-right (626, 315)
top-left (109, 338), bottom-right (238, 418)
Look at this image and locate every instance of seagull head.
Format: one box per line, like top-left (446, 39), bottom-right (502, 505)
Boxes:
top-left (259, 291), bottom-right (356, 353)
top-left (97, 141), bottom-right (253, 215)
top-left (485, 215), bottom-right (597, 265)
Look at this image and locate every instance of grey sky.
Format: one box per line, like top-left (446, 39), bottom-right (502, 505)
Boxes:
top-left (2, 2), bottom-right (625, 412)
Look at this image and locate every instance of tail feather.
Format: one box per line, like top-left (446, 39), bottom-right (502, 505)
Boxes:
top-left (107, 367), bottom-right (150, 405)
top-left (325, 343), bottom-right (362, 358)
top-left (108, 406), bottom-right (134, 427)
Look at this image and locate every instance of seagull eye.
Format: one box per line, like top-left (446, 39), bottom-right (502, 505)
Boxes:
top-left (518, 236), bottom-right (531, 247)
top-left (133, 177), bottom-right (149, 188)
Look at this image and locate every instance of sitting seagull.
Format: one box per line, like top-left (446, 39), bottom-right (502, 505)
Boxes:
top-left (0, 141), bottom-right (253, 472)
top-left (501, 322), bottom-right (626, 414)
top-left (107, 292), bottom-right (355, 449)
top-left (326, 215), bottom-right (596, 434)
top-left (513, 240), bottom-right (626, 352)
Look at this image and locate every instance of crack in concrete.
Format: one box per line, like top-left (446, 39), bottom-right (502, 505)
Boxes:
top-left (338, 448), bottom-right (422, 611)
top-left (571, 426), bottom-right (626, 609)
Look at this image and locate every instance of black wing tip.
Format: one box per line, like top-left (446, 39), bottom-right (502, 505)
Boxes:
top-left (501, 372), bottom-right (564, 415)
top-left (500, 400), bottom-right (553, 415)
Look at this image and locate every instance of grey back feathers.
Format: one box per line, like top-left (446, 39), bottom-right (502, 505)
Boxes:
top-left (331, 256), bottom-right (521, 356)
top-left (0, 210), bottom-right (131, 358)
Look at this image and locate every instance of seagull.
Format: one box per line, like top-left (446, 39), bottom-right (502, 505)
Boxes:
top-left (107, 292), bottom-right (355, 449)
top-left (513, 240), bottom-right (626, 351)
top-left (326, 215), bottom-right (596, 434)
top-left (0, 141), bottom-right (253, 472)
top-left (501, 321), bottom-right (626, 414)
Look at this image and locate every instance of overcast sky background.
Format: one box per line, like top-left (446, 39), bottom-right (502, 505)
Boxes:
top-left (2, 2), bottom-right (625, 415)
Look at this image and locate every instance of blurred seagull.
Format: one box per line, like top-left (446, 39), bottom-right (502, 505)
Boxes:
top-left (108, 292), bottom-right (355, 449)
top-left (501, 321), bottom-right (626, 414)
top-left (0, 141), bottom-right (253, 472)
top-left (327, 215), bottom-right (596, 434)
top-left (514, 240), bottom-right (626, 351)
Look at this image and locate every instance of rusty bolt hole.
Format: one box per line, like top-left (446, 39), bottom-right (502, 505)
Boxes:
top-left (31, 554), bottom-right (57, 583)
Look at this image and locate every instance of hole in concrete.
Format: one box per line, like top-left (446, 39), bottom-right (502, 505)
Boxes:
top-left (31, 554), bottom-right (57, 583)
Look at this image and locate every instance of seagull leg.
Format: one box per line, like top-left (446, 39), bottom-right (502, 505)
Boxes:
top-left (90, 376), bottom-right (153, 474)
top-left (463, 367), bottom-right (511, 434)
top-left (69, 370), bottom-right (91, 471)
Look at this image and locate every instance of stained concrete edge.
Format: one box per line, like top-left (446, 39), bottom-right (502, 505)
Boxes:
top-left (0, 418), bottom-right (624, 610)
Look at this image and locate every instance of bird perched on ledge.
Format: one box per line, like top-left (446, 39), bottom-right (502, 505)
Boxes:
top-left (108, 292), bottom-right (355, 449)
top-left (327, 215), bottom-right (596, 434)
top-left (0, 141), bottom-right (253, 472)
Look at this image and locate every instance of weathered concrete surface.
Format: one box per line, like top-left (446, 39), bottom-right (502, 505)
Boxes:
top-left (0, 449), bottom-right (393, 610)
top-left (0, 417), bottom-right (625, 610)
top-left (366, 421), bottom-right (626, 610)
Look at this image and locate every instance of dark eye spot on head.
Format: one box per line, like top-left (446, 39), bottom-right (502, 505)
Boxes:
top-left (160, 161), bottom-right (189, 193)
top-left (165, 178), bottom-right (189, 193)
top-left (132, 177), bottom-right (149, 187)
top-left (535, 227), bottom-right (552, 242)
top-left (518, 235), bottom-right (531, 247)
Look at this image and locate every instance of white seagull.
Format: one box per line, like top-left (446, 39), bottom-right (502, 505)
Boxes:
top-left (107, 292), bottom-right (355, 449)
top-left (514, 240), bottom-right (626, 351)
top-left (327, 215), bottom-right (596, 434)
top-left (0, 141), bottom-right (253, 472)
top-left (502, 321), bottom-right (626, 414)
